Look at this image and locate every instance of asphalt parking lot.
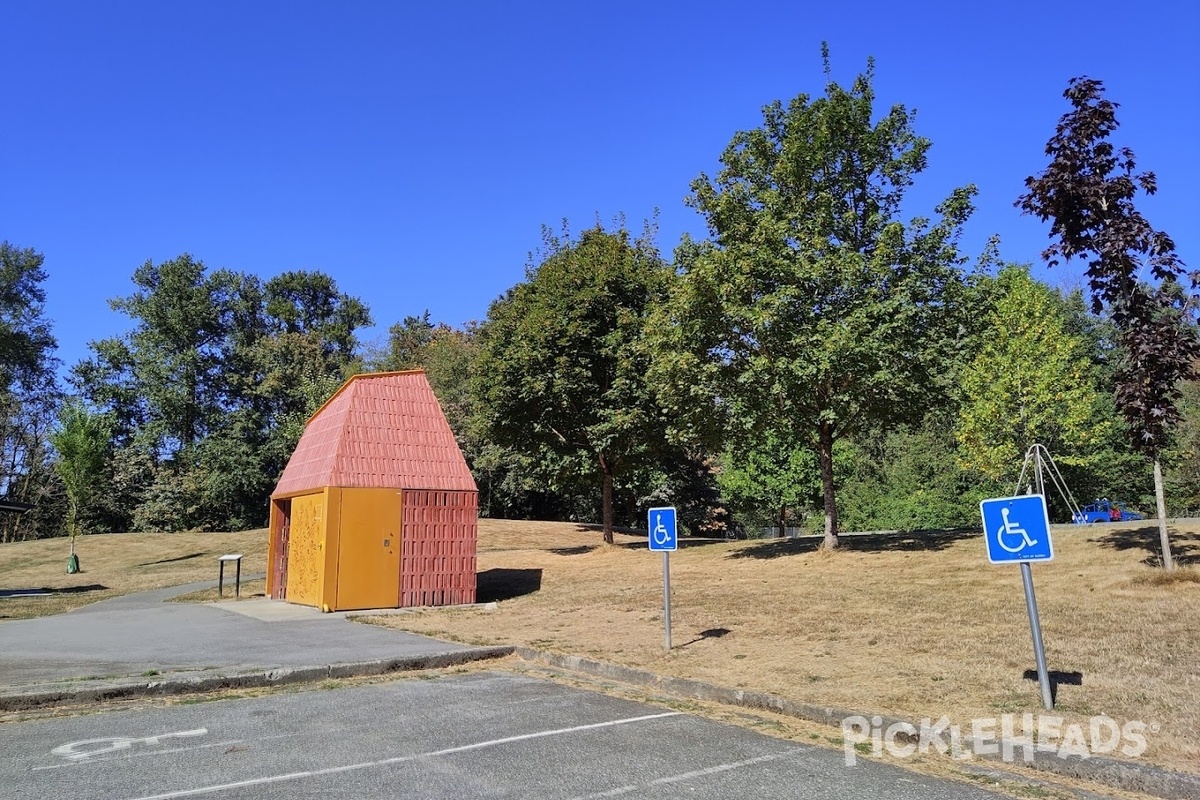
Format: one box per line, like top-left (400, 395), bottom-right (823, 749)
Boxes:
top-left (1, 671), bottom-right (1011, 800)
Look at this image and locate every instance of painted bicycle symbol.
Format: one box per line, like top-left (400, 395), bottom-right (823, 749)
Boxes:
top-left (996, 506), bottom-right (1039, 553)
top-left (652, 513), bottom-right (671, 547)
top-left (51, 728), bottom-right (208, 762)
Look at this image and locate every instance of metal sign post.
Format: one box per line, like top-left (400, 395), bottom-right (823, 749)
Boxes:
top-left (979, 493), bottom-right (1055, 710)
top-left (1019, 561), bottom-right (1053, 710)
top-left (662, 551), bottom-right (671, 651)
top-left (648, 507), bottom-right (678, 653)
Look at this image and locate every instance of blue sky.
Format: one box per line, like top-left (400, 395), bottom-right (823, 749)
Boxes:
top-left (3, 1), bottom-right (1196, 373)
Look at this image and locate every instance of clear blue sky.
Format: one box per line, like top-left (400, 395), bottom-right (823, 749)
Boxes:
top-left (3, 1), bottom-right (1196, 373)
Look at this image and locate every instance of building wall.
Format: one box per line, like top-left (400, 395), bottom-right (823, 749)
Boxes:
top-left (400, 489), bottom-right (478, 606)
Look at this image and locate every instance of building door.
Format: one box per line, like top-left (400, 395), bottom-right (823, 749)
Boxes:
top-left (335, 489), bottom-right (402, 610)
top-left (270, 499), bottom-right (291, 599)
top-left (285, 492), bottom-right (325, 607)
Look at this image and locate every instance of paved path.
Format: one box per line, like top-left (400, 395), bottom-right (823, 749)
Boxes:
top-left (0, 583), bottom-right (470, 689)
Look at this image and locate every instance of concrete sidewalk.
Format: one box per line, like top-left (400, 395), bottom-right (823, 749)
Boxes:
top-left (0, 582), bottom-right (507, 708)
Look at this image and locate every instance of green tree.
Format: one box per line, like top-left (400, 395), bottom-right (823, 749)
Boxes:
top-left (840, 416), bottom-right (990, 532)
top-left (717, 426), bottom-right (816, 537)
top-left (955, 266), bottom-right (1108, 480)
top-left (652, 51), bottom-right (975, 549)
top-left (0, 242), bottom-right (61, 542)
top-left (1162, 376), bottom-right (1200, 512)
top-left (48, 400), bottom-right (109, 560)
top-left (474, 221), bottom-right (672, 543)
top-left (374, 312), bottom-right (437, 371)
top-left (1018, 77), bottom-right (1199, 569)
top-left (74, 259), bottom-right (370, 531)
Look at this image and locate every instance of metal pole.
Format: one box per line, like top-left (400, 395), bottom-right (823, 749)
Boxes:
top-left (662, 551), bottom-right (672, 652)
top-left (1025, 445), bottom-right (1054, 710)
top-left (1021, 561), bottom-right (1054, 710)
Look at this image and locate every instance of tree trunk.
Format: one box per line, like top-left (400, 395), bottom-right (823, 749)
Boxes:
top-left (778, 505), bottom-right (787, 539)
top-left (600, 455), bottom-right (614, 545)
top-left (1153, 458), bottom-right (1175, 571)
top-left (819, 421), bottom-right (838, 550)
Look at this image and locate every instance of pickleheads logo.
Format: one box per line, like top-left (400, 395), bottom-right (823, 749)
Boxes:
top-left (841, 714), bottom-right (1155, 766)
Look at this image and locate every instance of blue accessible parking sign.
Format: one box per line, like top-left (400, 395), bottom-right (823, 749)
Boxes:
top-left (980, 495), bottom-right (1054, 563)
top-left (648, 507), bottom-right (677, 551)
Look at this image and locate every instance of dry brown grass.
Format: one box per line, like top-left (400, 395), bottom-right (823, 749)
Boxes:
top-left (373, 518), bottom-right (1200, 776)
top-left (0, 530), bottom-right (268, 619)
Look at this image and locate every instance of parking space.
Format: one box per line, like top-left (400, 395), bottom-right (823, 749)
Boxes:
top-left (2, 671), bottom-right (1008, 800)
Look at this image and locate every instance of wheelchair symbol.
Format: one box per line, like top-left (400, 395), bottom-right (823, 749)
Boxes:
top-left (996, 506), bottom-right (1038, 553)
top-left (652, 513), bottom-right (672, 547)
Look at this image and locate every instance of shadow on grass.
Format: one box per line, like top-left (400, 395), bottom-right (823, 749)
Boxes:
top-left (677, 627), bottom-right (732, 648)
top-left (728, 529), bottom-right (978, 560)
top-left (572, 523), bottom-right (644, 537)
top-left (616, 537), bottom-right (730, 551)
top-left (548, 545), bottom-right (597, 556)
top-left (1023, 668), bottom-right (1083, 704)
top-left (476, 568), bottom-right (542, 603)
top-left (138, 552), bottom-right (206, 567)
top-left (1088, 525), bottom-right (1200, 567)
top-left (0, 584), bottom-right (108, 598)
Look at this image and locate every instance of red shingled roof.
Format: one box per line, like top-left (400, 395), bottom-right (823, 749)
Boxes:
top-left (272, 371), bottom-right (477, 496)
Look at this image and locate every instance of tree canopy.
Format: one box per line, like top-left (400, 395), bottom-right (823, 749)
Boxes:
top-left (474, 222), bottom-right (672, 543)
top-left (652, 51), bottom-right (975, 548)
top-left (1018, 76), bottom-right (1199, 568)
top-left (955, 265), bottom-right (1107, 480)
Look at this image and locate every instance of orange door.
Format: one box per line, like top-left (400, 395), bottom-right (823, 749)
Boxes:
top-left (335, 489), bottom-right (402, 610)
top-left (285, 493), bottom-right (325, 606)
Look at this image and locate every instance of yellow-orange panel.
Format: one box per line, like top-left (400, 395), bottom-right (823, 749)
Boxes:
top-left (334, 488), bottom-right (402, 611)
top-left (285, 492), bottom-right (325, 606)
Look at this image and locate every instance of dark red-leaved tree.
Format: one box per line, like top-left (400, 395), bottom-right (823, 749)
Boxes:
top-left (1018, 77), bottom-right (1199, 570)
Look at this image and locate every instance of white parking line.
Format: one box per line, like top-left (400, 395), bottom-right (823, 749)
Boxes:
top-left (569, 750), bottom-right (801, 797)
top-left (121, 711), bottom-right (683, 800)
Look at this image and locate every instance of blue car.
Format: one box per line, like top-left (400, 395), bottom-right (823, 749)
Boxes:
top-left (1072, 499), bottom-right (1145, 524)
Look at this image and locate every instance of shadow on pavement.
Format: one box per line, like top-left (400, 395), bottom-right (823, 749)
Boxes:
top-left (728, 529), bottom-right (978, 560)
top-left (1088, 525), bottom-right (1200, 566)
top-left (476, 568), bottom-right (543, 602)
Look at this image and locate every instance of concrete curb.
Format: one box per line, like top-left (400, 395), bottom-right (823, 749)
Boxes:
top-left (513, 648), bottom-right (1200, 800)
top-left (0, 646), bottom-right (515, 712)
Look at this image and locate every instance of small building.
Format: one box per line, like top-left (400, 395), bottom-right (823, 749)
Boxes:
top-left (267, 370), bottom-right (478, 612)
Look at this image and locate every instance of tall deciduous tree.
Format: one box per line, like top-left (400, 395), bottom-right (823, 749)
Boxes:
top-left (652, 51), bottom-right (974, 549)
top-left (955, 265), bottom-right (1108, 480)
top-left (1018, 77), bottom-right (1199, 569)
top-left (0, 242), bottom-right (61, 542)
top-left (474, 222), bottom-right (671, 544)
top-left (74, 258), bottom-right (370, 531)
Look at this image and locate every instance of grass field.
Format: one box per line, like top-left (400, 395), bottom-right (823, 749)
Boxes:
top-left (372, 518), bottom-right (1200, 775)
top-left (2, 518), bottom-right (1197, 776)
top-left (0, 529), bottom-right (268, 618)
